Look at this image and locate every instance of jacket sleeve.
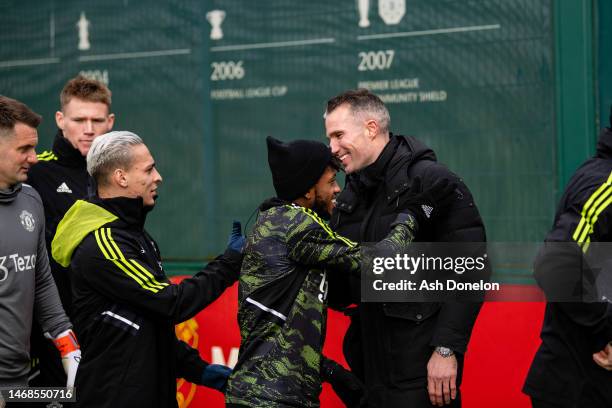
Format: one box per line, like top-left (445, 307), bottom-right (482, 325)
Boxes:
top-left (421, 163), bottom-right (487, 354)
top-left (175, 338), bottom-right (208, 383)
top-left (287, 211), bottom-right (418, 276)
top-left (72, 228), bottom-right (242, 323)
top-left (33, 205), bottom-right (72, 338)
top-left (286, 215), bottom-right (362, 275)
top-left (535, 204), bottom-right (612, 352)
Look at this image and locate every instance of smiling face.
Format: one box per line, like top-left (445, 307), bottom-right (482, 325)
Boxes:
top-left (56, 98), bottom-right (114, 156)
top-left (0, 123), bottom-right (39, 189)
top-left (313, 166), bottom-right (341, 216)
top-left (325, 103), bottom-right (380, 174)
top-left (122, 144), bottom-right (162, 207)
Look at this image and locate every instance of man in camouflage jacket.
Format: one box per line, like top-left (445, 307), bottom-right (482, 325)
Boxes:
top-left (225, 136), bottom-right (456, 407)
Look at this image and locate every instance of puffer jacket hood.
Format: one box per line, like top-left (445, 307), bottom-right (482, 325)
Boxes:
top-left (383, 134), bottom-right (437, 185)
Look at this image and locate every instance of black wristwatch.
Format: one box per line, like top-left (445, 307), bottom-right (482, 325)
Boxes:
top-left (435, 346), bottom-right (455, 358)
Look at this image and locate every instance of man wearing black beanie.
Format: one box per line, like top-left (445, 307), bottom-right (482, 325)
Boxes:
top-left (266, 135), bottom-right (341, 218)
top-left (225, 136), bottom-right (457, 408)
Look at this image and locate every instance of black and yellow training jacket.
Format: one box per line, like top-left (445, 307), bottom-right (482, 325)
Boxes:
top-left (52, 196), bottom-right (241, 408)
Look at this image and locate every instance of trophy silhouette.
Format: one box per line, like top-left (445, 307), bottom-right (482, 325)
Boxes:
top-left (357, 0), bottom-right (370, 28)
top-left (77, 11), bottom-right (91, 50)
top-left (206, 10), bottom-right (226, 40)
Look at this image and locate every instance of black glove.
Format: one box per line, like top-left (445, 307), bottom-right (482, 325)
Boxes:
top-left (400, 177), bottom-right (457, 228)
top-left (321, 358), bottom-right (364, 407)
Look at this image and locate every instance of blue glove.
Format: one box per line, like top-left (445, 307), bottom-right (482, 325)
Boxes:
top-left (201, 364), bottom-right (232, 391)
top-left (227, 220), bottom-right (246, 253)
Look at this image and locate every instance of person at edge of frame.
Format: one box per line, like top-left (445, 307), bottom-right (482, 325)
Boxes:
top-left (50, 131), bottom-right (244, 407)
top-left (324, 88), bottom-right (489, 407)
top-left (523, 107), bottom-right (612, 407)
top-left (0, 96), bottom-right (80, 394)
top-left (225, 135), bottom-right (457, 408)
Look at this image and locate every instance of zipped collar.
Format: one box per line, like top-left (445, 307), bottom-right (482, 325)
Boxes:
top-left (355, 134), bottom-right (399, 191)
top-left (52, 130), bottom-right (87, 169)
top-left (335, 134), bottom-right (437, 212)
top-left (89, 196), bottom-right (153, 231)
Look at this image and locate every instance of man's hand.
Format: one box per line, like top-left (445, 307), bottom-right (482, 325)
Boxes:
top-left (427, 350), bottom-right (458, 406)
top-left (593, 342), bottom-right (612, 370)
top-left (321, 357), bottom-right (364, 407)
top-left (48, 329), bottom-right (81, 388)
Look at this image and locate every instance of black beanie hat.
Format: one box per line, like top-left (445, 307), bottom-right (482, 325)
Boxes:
top-left (266, 136), bottom-right (332, 201)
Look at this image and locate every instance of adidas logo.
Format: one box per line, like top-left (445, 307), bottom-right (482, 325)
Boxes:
top-left (56, 182), bottom-right (73, 194)
top-left (421, 204), bottom-right (433, 219)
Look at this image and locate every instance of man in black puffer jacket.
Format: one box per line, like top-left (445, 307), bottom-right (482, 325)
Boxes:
top-left (324, 89), bottom-right (488, 407)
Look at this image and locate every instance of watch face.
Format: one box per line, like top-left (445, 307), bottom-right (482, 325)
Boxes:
top-left (436, 346), bottom-right (454, 357)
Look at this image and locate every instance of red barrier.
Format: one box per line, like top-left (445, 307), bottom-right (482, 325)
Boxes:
top-left (462, 300), bottom-right (545, 407)
top-left (171, 278), bottom-right (545, 407)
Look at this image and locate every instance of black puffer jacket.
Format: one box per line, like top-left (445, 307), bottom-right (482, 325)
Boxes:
top-left (524, 127), bottom-right (612, 407)
top-left (329, 134), bottom-right (487, 407)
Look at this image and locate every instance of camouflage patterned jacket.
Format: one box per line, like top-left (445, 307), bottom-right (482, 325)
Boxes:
top-left (225, 198), bottom-right (416, 407)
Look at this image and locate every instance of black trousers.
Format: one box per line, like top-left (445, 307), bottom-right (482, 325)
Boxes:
top-left (531, 398), bottom-right (562, 408)
top-left (364, 387), bottom-right (461, 408)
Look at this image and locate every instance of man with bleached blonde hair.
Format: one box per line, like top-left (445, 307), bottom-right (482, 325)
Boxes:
top-left (53, 131), bottom-right (242, 407)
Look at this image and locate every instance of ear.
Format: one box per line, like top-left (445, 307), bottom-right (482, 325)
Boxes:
top-left (107, 113), bottom-right (116, 130)
top-left (303, 185), bottom-right (316, 200)
top-left (112, 168), bottom-right (128, 188)
top-left (365, 119), bottom-right (379, 140)
top-left (55, 111), bottom-right (64, 130)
